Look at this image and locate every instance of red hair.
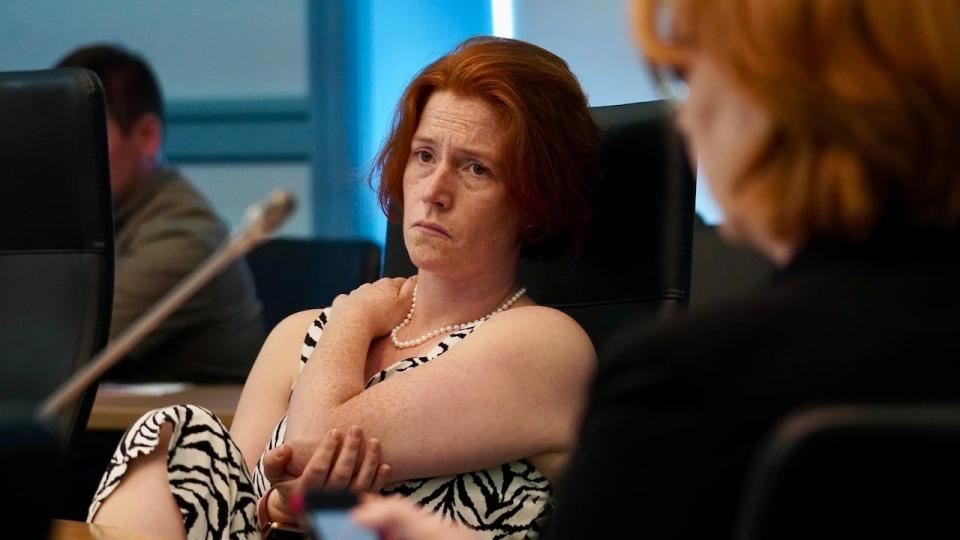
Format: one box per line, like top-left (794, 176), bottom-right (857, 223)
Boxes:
top-left (374, 36), bottom-right (599, 257)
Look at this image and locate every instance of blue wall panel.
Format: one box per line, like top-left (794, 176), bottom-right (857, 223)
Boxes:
top-left (165, 98), bottom-right (310, 162)
top-left (308, 0), bottom-right (492, 244)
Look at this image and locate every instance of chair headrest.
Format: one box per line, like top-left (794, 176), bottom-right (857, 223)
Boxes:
top-left (519, 100), bottom-right (695, 310)
top-left (0, 68), bottom-right (113, 251)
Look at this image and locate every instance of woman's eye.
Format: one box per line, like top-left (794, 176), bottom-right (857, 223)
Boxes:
top-left (415, 150), bottom-right (433, 163)
top-left (469, 163), bottom-right (490, 176)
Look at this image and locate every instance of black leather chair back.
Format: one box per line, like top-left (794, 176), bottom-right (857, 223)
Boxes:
top-left (248, 238), bottom-right (381, 329)
top-left (737, 405), bottom-right (960, 540)
top-left (0, 68), bottom-right (114, 454)
top-left (382, 100), bottom-right (696, 352)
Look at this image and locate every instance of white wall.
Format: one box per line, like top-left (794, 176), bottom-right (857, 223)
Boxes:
top-left (513, 0), bottom-right (659, 106)
top-left (0, 0), bottom-right (307, 99)
top-left (181, 163), bottom-right (314, 237)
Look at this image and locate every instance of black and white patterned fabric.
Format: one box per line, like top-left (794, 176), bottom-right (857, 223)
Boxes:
top-left (88, 404), bottom-right (260, 539)
top-left (89, 308), bottom-right (552, 540)
top-left (254, 309), bottom-right (554, 539)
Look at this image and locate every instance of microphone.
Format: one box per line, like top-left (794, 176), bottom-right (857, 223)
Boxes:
top-left (37, 190), bottom-right (297, 420)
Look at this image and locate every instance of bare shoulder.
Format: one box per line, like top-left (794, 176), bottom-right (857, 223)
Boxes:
top-left (256, 309), bottom-right (325, 368)
top-left (488, 304), bottom-right (592, 343)
top-left (268, 308), bottom-right (325, 342)
top-left (470, 305), bottom-right (597, 374)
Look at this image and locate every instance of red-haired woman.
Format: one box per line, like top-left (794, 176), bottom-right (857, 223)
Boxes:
top-left (86, 36), bottom-right (600, 540)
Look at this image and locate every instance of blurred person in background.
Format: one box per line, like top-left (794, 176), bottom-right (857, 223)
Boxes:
top-left (57, 44), bottom-right (265, 383)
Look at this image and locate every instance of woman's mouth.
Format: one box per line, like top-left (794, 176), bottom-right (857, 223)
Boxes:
top-left (412, 220), bottom-right (451, 238)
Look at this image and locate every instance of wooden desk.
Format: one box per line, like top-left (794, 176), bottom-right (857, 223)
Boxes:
top-left (50, 519), bottom-right (165, 540)
top-left (87, 383), bottom-right (243, 431)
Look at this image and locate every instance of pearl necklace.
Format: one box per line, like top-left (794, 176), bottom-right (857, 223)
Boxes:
top-left (390, 284), bottom-right (527, 349)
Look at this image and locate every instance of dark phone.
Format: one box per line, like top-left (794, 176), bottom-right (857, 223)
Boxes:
top-left (263, 522), bottom-right (306, 540)
top-left (301, 491), bottom-right (379, 540)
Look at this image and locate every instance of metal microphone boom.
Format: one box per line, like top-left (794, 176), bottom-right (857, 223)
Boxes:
top-left (37, 190), bottom-right (296, 420)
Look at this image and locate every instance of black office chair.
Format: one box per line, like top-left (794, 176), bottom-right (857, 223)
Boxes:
top-left (737, 405), bottom-right (960, 540)
top-left (690, 215), bottom-right (774, 311)
top-left (0, 68), bottom-right (113, 448)
top-left (0, 68), bottom-right (113, 531)
top-left (382, 100), bottom-right (696, 352)
top-left (247, 238), bottom-right (381, 329)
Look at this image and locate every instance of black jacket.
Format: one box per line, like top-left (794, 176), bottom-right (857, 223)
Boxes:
top-left (546, 229), bottom-right (960, 539)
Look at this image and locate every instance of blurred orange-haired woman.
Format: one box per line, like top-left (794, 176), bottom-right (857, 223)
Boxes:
top-left (545, 1), bottom-right (960, 538)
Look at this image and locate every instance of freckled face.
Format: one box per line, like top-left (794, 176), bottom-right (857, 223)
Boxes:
top-left (402, 91), bottom-right (522, 278)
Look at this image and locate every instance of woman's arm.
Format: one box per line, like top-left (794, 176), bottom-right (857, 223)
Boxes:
top-left (260, 426), bottom-right (390, 526)
top-left (283, 299), bottom-right (597, 484)
top-left (231, 309), bottom-right (321, 473)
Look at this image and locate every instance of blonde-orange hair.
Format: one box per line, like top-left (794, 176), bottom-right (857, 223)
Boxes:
top-left (636, 0), bottom-right (960, 244)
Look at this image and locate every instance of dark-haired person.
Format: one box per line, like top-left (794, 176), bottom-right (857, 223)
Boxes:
top-left (56, 44), bottom-right (265, 383)
top-left (85, 36), bottom-right (601, 540)
top-left (354, 0), bottom-right (960, 538)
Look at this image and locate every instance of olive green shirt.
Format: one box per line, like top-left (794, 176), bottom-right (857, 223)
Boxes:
top-left (108, 167), bottom-right (265, 383)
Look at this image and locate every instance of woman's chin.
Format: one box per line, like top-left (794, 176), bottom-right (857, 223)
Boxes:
top-left (407, 244), bottom-right (452, 273)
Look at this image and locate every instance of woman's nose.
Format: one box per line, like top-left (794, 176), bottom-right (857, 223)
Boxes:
top-left (421, 166), bottom-right (453, 209)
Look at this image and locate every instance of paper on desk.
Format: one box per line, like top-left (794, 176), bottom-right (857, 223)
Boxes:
top-left (98, 382), bottom-right (192, 396)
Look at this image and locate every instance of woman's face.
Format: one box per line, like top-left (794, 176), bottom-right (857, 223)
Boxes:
top-left (402, 90), bottom-right (523, 277)
top-left (675, 53), bottom-right (775, 251)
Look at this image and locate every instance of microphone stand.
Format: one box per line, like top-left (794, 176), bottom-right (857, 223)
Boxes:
top-left (37, 190), bottom-right (296, 421)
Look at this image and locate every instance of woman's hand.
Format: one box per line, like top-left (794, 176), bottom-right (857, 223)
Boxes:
top-left (352, 495), bottom-right (478, 540)
top-left (261, 426), bottom-right (391, 524)
top-left (331, 277), bottom-right (416, 337)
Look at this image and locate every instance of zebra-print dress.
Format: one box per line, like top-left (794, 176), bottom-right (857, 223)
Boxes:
top-left (88, 309), bottom-right (553, 539)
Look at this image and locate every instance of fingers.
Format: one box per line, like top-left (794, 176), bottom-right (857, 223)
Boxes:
top-left (350, 496), bottom-right (418, 533)
top-left (296, 428), bottom-right (343, 493)
top-left (325, 426), bottom-right (363, 491)
top-left (370, 463), bottom-right (391, 493)
top-left (370, 276), bottom-right (410, 290)
top-left (352, 496), bottom-right (471, 540)
top-left (351, 437), bottom-right (384, 492)
top-left (332, 293), bottom-right (349, 308)
top-left (397, 276), bottom-right (417, 300)
top-left (291, 427), bottom-right (390, 499)
top-left (266, 479), bottom-right (298, 523)
top-left (262, 444), bottom-right (293, 484)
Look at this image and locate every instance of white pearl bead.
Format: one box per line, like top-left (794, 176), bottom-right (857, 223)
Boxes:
top-left (390, 285), bottom-right (526, 349)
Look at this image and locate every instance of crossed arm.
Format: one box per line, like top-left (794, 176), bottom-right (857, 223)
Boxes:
top-left (282, 303), bottom-right (595, 483)
top-left (233, 278), bottom-right (595, 484)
